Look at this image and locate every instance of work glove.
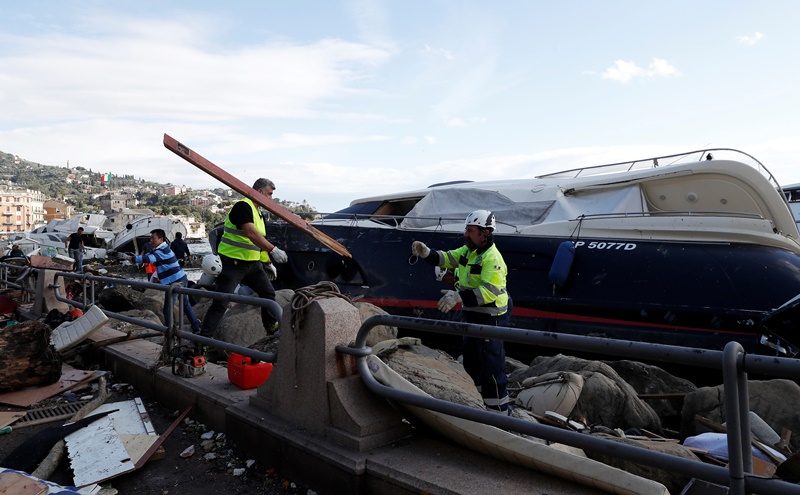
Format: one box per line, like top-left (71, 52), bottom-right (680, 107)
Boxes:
top-left (411, 241), bottom-right (430, 258)
top-left (264, 263), bottom-right (277, 281)
top-left (270, 246), bottom-right (288, 264)
top-left (437, 289), bottom-right (461, 312)
top-left (114, 252), bottom-right (129, 260)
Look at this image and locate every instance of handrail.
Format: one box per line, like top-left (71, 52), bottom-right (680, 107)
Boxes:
top-left (535, 148), bottom-right (782, 191)
top-left (0, 263), bottom-right (280, 364)
top-left (337, 314), bottom-right (800, 494)
top-left (52, 270), bottom-right (281, 363)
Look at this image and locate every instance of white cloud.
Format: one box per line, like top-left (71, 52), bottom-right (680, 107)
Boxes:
top-left (737, 32), bottom-right (764, 45)
top-left (444, 116), bottom-right (486, 128)
top-left (0, 15), bottom-right (391, 124)
top-left (601, 58), bottom-right (679, 83)
top-left (445, 117), bottom-right (467, 128)
top-left (420, 43), bottom-right (455, 60)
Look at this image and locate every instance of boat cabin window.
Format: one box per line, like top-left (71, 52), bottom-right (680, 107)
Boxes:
top-left (324, 198), bottom-right (423, 224)
top-left (323, 201), bottom-right (385, 220)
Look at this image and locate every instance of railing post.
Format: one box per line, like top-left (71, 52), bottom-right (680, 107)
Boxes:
top-left (722, 341), bottom-right (749, 495)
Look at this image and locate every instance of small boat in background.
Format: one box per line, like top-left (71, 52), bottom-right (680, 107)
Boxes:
top-left (108, 215), bottom-right (187, 254)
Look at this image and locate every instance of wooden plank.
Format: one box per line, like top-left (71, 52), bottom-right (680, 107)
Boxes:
top-left (0, 368), bottom-right (97, 407)
top-left (0, 411), bottom-right (25, 429)
top-left (65, 399), bottom-right (157, 486)
top-left (134, 404), bottom-right (192, 469)
top-left (163, 133), bottom-right (351, 258)
top-left (65, 415), bottom-right (135, 487)
top-left (86, 326), bottom-right (127, 345)
top-left (0, 472), bottom-right (47, 495)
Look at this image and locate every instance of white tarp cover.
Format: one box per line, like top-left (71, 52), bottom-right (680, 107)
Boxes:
top-left (544, 184), bottom-right (645, 222)
top-left (399, 188), bottom-right (555, 229)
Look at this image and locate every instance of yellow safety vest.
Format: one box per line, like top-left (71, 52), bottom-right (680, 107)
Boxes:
top-left (218, 198), bottom-right (266, 261)
top-left (441, 244), bottom-right (508, 316)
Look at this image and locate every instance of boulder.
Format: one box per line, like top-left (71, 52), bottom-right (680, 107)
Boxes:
top-left (605, 360), bottom-right (697, 429)
top-left (354, 302), bottom-right (398, 346)
top-left (98, 285), bottom-right (165, 323)
top-left (508, 354), bottom-right (662, 433)
top-left (212, 303), bottom-right (266, 348)
top-left (680, 379), bottom-right (800, 452)
top-left (382, 344), bottom-right (484, 409)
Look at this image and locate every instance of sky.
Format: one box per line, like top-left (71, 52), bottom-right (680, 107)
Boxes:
top-left (2, 1), bottom-right (800, 212)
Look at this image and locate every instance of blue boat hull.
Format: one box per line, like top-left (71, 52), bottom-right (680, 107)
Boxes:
top-left (269, 222), bottom-right (800, 354)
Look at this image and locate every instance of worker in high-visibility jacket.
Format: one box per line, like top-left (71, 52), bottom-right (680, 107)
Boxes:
top-left (199, 178), bottom-right (288, 343)
top-left (411, 210), bottom-right (510, 412)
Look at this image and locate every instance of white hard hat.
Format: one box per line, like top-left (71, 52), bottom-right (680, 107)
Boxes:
top-left (465, 210), bottom-right (496, 231)
top-left (201, 254), bottom-right (222, 276)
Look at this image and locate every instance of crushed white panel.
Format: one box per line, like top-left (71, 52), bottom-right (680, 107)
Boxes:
top-left (65, 398), bottom-right (159, 487)
top-left (50, 305), bottom-right (109, 352)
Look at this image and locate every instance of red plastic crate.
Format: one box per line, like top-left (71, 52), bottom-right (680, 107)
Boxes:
top-left (227, 353), bottom-right (273, 389)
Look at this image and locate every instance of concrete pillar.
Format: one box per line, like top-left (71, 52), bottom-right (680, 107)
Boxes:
top-left (251, 297), bottom-right (410, 451)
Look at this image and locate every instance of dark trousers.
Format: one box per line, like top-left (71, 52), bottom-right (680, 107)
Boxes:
top-left (200, 255), bottom-right (277, 338)
top-left (164, 276), bottom-right (200, 333)
top-left (461, 308), bottom-right (510, 412)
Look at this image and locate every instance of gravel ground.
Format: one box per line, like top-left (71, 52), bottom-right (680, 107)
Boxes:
top-left (0, 373), bottom-right (312, 495)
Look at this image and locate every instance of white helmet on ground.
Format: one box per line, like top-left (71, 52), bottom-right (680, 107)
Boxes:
top-left (465, 210), bottom-right (496, 231)
top-left (201, 254), bottom-right (222, 276)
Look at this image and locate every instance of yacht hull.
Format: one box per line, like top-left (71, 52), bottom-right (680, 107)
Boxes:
top-left (270, 223), bottom-right (800, 354)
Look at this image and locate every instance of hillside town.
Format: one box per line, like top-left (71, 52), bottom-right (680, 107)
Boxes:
top-left (0, 154), bottom-right (230, 239)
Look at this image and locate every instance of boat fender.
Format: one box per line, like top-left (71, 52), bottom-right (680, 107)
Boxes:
top-left (548, 241), bottom-right (575, 288)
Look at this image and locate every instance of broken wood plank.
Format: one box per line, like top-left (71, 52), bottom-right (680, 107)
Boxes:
top-left (0, 368), bottom-right (98, 407)
top-left (163, 134), bottom-right (351, 257)
top-left (0, 472), bottom-right (47, 495)
top-left (776, 427), bottom-right (794, 456)
top-left (134, 404), bottom-right (192, 469)
top-left (0, 411), bottom-right (25, 429)
top-left (32, 376), bottom-right (109, 480)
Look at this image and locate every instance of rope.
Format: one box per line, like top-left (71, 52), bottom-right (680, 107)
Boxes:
top-left (290, 281), bottom-right (352, 331)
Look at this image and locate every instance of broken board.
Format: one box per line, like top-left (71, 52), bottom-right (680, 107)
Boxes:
top-left (65, 398), bottom-right (158, 487)
top-left (163, 133), bottom-right (351, 258)
top-left (0, 368), bottom-right (98, 407)
top-left (0, 472), bottom-right (47, 495)
top-left (0, 411), bottom-right (25, 429)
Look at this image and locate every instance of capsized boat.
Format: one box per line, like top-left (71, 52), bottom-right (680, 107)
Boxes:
top-left (107, 216), bottom-right (187, 254)
top-left (269, 149), bottom-right (800, 355)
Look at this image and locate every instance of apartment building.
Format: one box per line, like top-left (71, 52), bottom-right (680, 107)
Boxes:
top-left (0, 185), bottom-right (46, 233)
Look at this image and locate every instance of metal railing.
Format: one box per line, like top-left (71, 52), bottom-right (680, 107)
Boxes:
top-left (0, 261), bottom-right (280, 363)
top-left (337, 315), bottom-right (800, 495)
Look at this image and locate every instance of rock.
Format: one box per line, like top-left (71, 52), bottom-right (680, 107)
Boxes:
top-left (508, 354), bottom-right (662, 433)
top-left (200, 430), bottom-right (215, 440)
top-left (586, 434), bottom-right (699, 493)
top-left (233, 468), bottom-right (246, 476)
top-left (275, 289), bottom-right (294, 311)
top-left (353, 302), bottom-right (397, 346)
top-left (179, 445), bottom-right (195, 458)
top-left (212, 303), bottom-right (267, 348)
top-left (119, 309), bottom-right (163, 327)
top-left (382, 345), bottom-right (484, 409)
top-left (505, 356), bottom-right (528, 376)
top-left (680, 379), bottom-right (800, 451)
top-left (605, 360), bottom-right (696, 429)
